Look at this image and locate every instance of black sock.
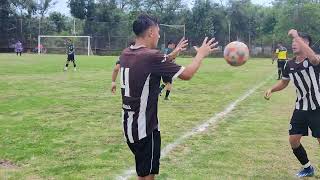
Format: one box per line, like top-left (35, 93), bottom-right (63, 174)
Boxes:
top-left (278, 70), bottom-right (281, 78)
top-left (165, 90), bottom-right (170, 98)
top-left (160, 84), bottom-right (165, 90)
top-left (65, 63), bottom-right (69, 67)
top-left (292, 144), bottom-right (310, 167)
top-left (73, 62), bottom-right (76, 68)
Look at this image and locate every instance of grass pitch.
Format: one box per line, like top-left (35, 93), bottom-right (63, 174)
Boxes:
top-left (0, 54), bottom-right (319, 179)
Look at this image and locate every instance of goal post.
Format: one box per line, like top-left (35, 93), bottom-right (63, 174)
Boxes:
top-left (38, 35), bottom-right (91, 56)
top-left (159, 24), bottom-right (185, 49)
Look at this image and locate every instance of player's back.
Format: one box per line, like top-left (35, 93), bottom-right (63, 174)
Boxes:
top-left (119, 46), bottom-right (162, 98)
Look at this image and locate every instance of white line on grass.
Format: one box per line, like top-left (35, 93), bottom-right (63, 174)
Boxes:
top-left (117, 76), bottom-right (272, 180)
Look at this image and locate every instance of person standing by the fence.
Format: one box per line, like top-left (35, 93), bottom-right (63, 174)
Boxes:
top-left (15, 41), bottom-right (23, 56)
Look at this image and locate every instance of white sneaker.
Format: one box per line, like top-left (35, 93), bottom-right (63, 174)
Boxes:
top-left (64, 67), bottom-right (68, 71)
top-left (73, 68), bottom-right (77, 71)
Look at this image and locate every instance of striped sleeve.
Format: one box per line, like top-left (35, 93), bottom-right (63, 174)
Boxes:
top-left (282, 61), bottom-right (290, 80)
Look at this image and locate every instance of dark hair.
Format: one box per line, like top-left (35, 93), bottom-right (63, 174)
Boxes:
top-left (167, 40), bottom-right (175, 46)
top-left (132, 14), bottom-right (159, 36)
top-left (298, 32), bottom-right (312, 46)
top-left (128, 40), bottom-right (135, 46)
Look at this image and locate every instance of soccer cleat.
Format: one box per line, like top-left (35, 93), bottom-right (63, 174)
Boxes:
top-left (296, 166), bottom-right (314, 177)
top-left (164, 97), bottom-right (170, 100)
top-left (74, 68), bottom-right (77, 71)
top-left (64, 67), bottom-right (68, 71)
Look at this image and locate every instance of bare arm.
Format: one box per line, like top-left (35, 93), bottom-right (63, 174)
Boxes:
top-left (111, 64), bottom-right (120, 94)
top-left (179, 37), bottom-right (219, 80)
top-left (289, 29), bottom-right (320, 65)
top-left (264, 79), bottom-right (290, 100)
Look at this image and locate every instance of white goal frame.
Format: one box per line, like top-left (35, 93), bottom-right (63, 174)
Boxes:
top-left (159, 24), bottom-right (185, 47)
top-left (38, 35), bottom-right (91, 56)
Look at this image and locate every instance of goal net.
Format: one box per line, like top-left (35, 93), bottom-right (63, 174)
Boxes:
top-left (159, 24), bottom-right (185, 50)
top-left (38, 35), bottom-right (92, 56)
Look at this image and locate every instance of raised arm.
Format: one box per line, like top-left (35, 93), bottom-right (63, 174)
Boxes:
top-left (179, 37), bottom-right (219, 80)
top-left (288, 29), bottom-right (320, 65)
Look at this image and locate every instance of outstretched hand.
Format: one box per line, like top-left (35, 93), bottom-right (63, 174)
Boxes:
top-left (194, 37), bottom-right (219, 59)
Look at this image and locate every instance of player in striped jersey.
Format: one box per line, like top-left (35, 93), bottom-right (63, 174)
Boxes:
top-left (265, 29), bottom-right (320, 177)
top-left (120, 14), bottom-right (218, 179)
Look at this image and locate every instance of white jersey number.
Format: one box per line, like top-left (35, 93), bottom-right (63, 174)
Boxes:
top-left (120, 67), bottom-right (130, 97)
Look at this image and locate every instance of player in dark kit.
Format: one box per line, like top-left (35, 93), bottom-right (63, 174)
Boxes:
top-left (119, 14), bottom-right (218, 179)
top-left (64, 39), bottom-right (77, 71)
top-left (265, 29), bottom-right (320, 177)
top-left (159, 40), bottom-right (176, 100)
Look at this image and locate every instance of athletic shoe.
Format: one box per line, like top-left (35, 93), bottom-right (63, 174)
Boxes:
top-left (64, 67), bottom-right (68, 71)
top-left (296, 166), bottom-right (315, 177)
top-left (164, 97), bottom-right (170, 100)
top-left (74, 68), bottom-right (77, 72)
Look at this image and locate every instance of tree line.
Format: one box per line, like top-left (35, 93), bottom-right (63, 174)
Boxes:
top-left (1, 0), bottom-right (320, 53)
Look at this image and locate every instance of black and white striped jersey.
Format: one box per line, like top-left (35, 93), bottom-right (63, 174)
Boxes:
top-left (119, 46), bottom-right (185, 143)
top-left (282, 57), bottom-right (320, 111)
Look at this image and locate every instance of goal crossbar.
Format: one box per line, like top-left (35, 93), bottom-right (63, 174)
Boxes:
top-left (38, 35), bottom-right (91, 56)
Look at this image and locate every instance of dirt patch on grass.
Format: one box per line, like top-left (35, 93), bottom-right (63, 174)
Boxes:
top-left (0, 160), bottom-right (18, 169)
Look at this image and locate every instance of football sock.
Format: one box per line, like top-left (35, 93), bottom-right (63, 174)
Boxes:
top-left (165, 90), bottom-right (171, 98)
top-left (292, 144), bottom-right (310, 167)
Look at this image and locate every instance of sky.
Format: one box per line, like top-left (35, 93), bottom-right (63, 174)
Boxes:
top-left (52, 0), bottom-right (273, 16)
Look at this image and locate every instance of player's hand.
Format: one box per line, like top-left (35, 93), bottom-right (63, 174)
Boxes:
top-left (288, 29), bottom-right (299, 39)
top-left (194, 37), bottom-right (219, 59)
top-left (175, 37), bottom-right (189, 52)
top-left (111, 82), bottom-right (116, 94)
top-left (170, 37), bottom-right (189, 59)
top-left (264, 89), bottom-right (272, 100)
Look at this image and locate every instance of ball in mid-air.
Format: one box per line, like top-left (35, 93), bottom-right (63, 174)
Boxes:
top-left (223, 41), bottom-right (249, 66)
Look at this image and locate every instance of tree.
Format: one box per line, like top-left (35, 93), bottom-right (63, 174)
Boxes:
top-left (48, 12), bottom-right (67, 33)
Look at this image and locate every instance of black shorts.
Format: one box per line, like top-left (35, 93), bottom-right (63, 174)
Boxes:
top-left (277, 60), bottom-right (286, 70)
top-left (67, 54), bottom-right (75, 61)
top-left (127, 130), bottom-right (161, 177)
top-left (162, 76), bottom-right (172, 84)
top-left (289, 109), bottom-right (320, 138)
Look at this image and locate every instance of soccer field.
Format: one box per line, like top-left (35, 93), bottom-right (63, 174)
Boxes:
top-left (0, 54), bottom-right (319, 179)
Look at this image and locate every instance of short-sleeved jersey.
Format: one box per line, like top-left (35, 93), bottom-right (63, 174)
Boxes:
top-left (276, 46), bottom-right (287, 60)
top-left (282, 57), bottom-right (320, 111)
top-left (116, 59), bottom-right (120, 65)
top-left (67, 44), bottom-right (74, 55)
top-left (119, 46), bottom-right (184, 143)
top-left (15, 42), bottom-right (23, 52)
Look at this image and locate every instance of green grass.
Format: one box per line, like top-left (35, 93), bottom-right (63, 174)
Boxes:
top-left (0, 54), bottom-right (319, 179)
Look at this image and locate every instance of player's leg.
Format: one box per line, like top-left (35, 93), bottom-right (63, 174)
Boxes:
top-left (128, 130), bottom-right (161, 180)
top-left (289, 110), bottom-right (314, 177)
top-left (71, 55), bottom-right (76, 71)
top-left (19, 51), bottom-right (22, 56)
top-left (164, 82), bottom-right (172, 100)
top-left (309, 109), bottom-right (320, 144)
top-left (16, 52), bottom-right (18, 56)
top-left (280, 61), bottom-right (285, 78)
top-left (64, 57), bottom-right (70, 71)
top-left (159, 77), bottom-right (169, 96)
top-left (277, 61), bottom-right (281, 80)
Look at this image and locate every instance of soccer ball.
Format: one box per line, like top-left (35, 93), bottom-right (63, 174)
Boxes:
top-left (223, 41), bottom-right (249, 66)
